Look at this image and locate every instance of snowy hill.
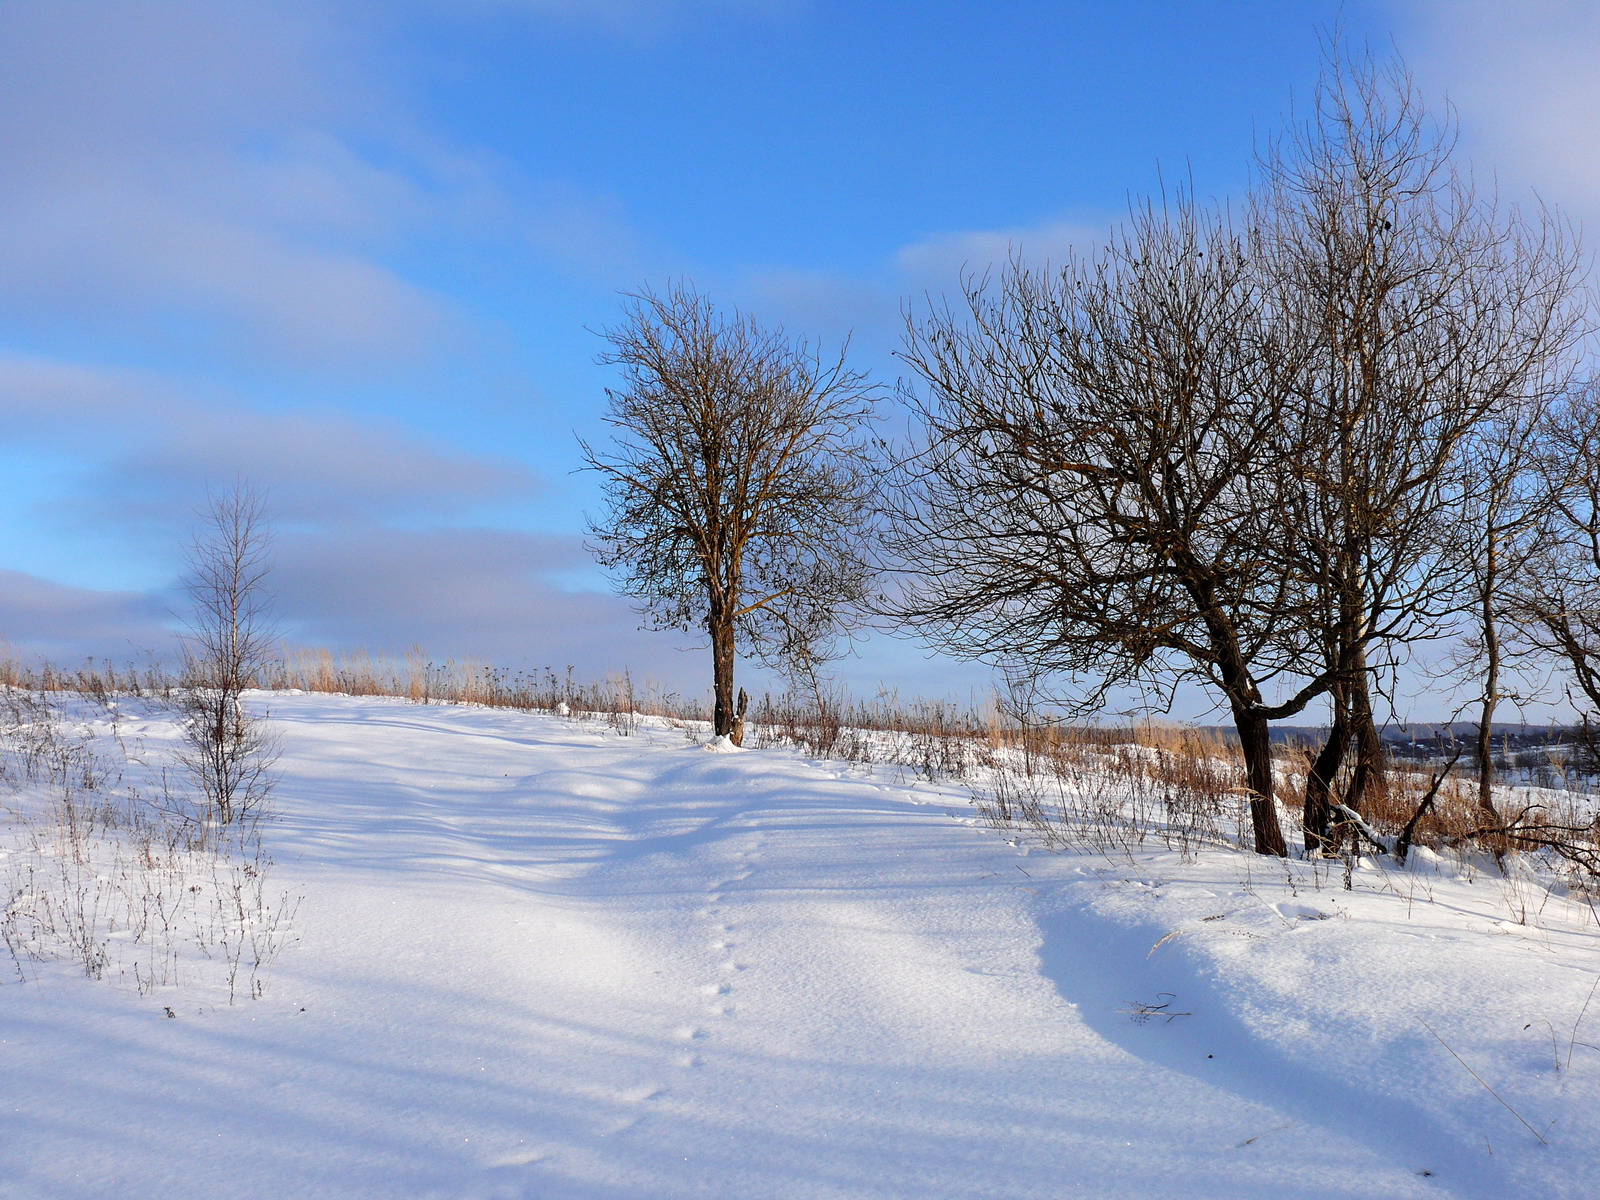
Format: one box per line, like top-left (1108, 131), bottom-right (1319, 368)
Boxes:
top-left (4, 692), bottom-right (1599, 1199)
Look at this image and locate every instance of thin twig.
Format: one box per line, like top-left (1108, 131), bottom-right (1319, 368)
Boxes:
top-left (1396, 745), bottom-right (1465, 864)
top-left (1234, 1122), bottom-right (1293, 1149)
top-left (1421, 1019), bottom-right (1548, 1145)
top-left (1567, 977), bottom-right (1600, 1071)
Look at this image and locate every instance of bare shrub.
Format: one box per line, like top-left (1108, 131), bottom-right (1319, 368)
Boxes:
top-left (176, 484), bottom-right (279, 828)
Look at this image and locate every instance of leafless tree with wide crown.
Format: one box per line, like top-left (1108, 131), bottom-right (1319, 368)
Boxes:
top-left (583, 285), bottom-right (879, 745)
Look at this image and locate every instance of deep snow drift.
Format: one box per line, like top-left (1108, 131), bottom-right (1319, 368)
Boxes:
top-left (3, 693), bottom-right (1599, 1199)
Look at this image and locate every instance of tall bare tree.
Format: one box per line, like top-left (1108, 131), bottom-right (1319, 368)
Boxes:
top-left (890, 47), bottom-right (1584, 858)
top-left (583, 285), bottom-right (878, 744)
top-left (1258, 48), bottom-right (1585, 849)
top-left (1514, 387), bottom-right (1600, 757)
top-left (1449, 396), bottom-right (1570, 828)
top-left (891, 197), bottom-right (1324, 857)
top-left (177, 482), bottom-right (279, 828)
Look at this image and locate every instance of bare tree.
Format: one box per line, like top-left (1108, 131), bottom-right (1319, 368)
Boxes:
top-left (889, 47), bottom-right (1584, 859)
top-left (890, 196), bottom-right (1322, 857)
top-left (176, 482), bottom-right (279, 828)
top-left (582, 285), bottom-right (879, 744)
top-left (1258, 47), bottom-right (1585, 850)
top-left (1448, 395), bottom-right (1569, 830)
top-left (1516, 387), bottom-right (1600, 757)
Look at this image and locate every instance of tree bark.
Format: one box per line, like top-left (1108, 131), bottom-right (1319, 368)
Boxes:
top-left (1233, 704), bottom-right (1288, 857)
top-left (1303, 682), bottom-right (1349, 854)
top-left (1475, 683), bottom-right (1500, 819)
top-left (1473, 538), bottom-right (1507, 859)
top-left (1346, 650), bottom-right (1385, 810)
top-left (710, 607), bottom-right (738, 742)
top-left (1475, 537), bottom-right (1504, 824)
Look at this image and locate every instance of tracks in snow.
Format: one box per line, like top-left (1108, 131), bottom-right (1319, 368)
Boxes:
top-left (263, 698), bottom-right (1476, 1199)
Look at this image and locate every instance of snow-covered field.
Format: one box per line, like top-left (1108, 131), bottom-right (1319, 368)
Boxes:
top-left (4, 692), bottom-right (1599, 1199)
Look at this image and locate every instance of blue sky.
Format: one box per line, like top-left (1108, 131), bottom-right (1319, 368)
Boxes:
top-left (2, 0), bottom-right (1598, 718)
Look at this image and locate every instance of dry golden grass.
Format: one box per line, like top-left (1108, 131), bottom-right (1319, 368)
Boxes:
top-left (6, 647), bottom-right (1595, 877)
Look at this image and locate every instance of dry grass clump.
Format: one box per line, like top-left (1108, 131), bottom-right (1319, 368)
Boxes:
top-left (747, 691), bottom-right (996, 777)
top-left (1347, 760), bottom-right (1600, 882)
top-left (1357, 765), bottom-right (1486, 844)
top-left (745, 691), bottom-right (1258, 861)
top-left (0, 655), bottom-right (172, 704)
top-left (974, 724), bottom-right (1250, 861)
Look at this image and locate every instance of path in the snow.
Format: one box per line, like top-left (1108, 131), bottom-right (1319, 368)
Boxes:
top-left (1, 694), bottom-right (1575, 1198)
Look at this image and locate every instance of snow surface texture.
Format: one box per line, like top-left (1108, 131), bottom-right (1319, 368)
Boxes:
top-left (3, 693), bottom-right (1599, 1199)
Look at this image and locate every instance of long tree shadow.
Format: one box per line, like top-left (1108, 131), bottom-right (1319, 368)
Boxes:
top-left (1031, 888), bottom-right (1512, 1200)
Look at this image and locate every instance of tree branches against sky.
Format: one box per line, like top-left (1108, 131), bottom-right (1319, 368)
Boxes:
top-left (0, 0), bottom-right (1592, 709)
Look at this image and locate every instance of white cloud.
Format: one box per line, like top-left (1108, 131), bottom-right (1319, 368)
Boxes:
top-left (524, 181), bottom-right (660, 280)
top-left (0, 354), bottom-right (540, 531)
top-left (270, 526), bottom-right (703, 686)
top-left (0, 531), bottom-right (713, 692)
top-left (735, 214), bottom-right (1112, 362)
top-left (0, 193), bottom-right (454, 365)
top-left (1402, 1), bottom-right (1600, 224)
top-left (896, 218), bottom-right (1109, 289)
top-left (0, 1), bottom-right (733, 685)
top-left (740, 269), bottom-right (897, 349)
top-left (0, 569), bottom-right (172, 663)
top-left (0, 1), bottom-right (685, 364)
top-left (0, 351), bottom-right (692, 682)
top-left (0, 2), bottom-right (477, 368)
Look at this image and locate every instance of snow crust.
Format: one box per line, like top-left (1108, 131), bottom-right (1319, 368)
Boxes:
top-left (3, 692), bottom-right (1599, 1199)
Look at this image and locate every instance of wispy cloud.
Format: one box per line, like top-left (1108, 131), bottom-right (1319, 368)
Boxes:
top-left (737, 213), bottom-right (1111, 360)
top-left (524, 181), bottom-right (661, 280)
top-left (0, 355), bottom-right (540, 533)
top-left (0, 3), bottom-right (683, 677)
top-left (272, 526), bottom-right (703, 682)
top-left (1404, 1), bottom-right (1600, 223)
top-left (0, 2), bottom-right (479, 369)
top-left (0, 569), bottom-right (171, 662)
top-left (0, 348), bottom-right (707, 684)
top-left (895, 218), bottom-right (1110, 289)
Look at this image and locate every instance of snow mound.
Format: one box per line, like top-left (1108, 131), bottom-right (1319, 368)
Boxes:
top-left (703, 733), bottom-right (744, 753)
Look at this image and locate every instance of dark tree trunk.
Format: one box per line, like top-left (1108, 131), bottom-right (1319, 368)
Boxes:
top-left (710, 608), bottom-right (738, 742)
top-left (1233, 704), bottom-right (1288, 857)
top-left (1346, 652), bottom-right (1384, 811)
top-left (1193, 587), bottom-right (1289, 858)
top-left (1304, 683), bottom-right (1349, 854)
top-left (1475, 540), bottom-right (1504, 825)
top-left (1474, 699), bottom-right (1500, 820)
top-left (1474, 543), bottom-right (1506, 857)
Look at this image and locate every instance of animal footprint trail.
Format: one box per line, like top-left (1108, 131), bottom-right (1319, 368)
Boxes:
top-left (659, 832), bottom-right (765, 1093)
